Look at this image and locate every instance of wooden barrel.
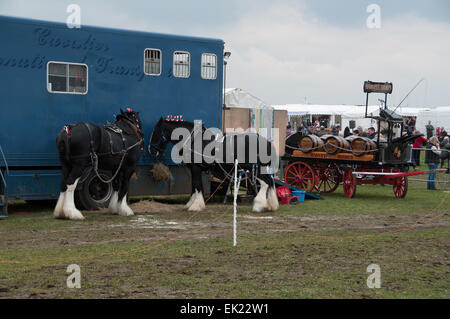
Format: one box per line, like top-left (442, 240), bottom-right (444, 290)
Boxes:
top-left (346, 136), bottom-right (377, 156)
top-left (320, 134), bottom-right (333, 142)
top-left (323, 136), bottom-right (351, 154)
top-left (298, 134), bottom-right (324, 153)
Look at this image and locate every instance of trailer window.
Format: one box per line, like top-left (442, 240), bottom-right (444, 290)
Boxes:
top-left (201, 53), bottom-right (217, 80)
top-left (144, 49), bottom-right (161, 76)
top-left (47, 62), bottom-right (87, 94)
top-left (173, 51), bottom-right (190, 78)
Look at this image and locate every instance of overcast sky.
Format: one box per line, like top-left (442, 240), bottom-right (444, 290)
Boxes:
top-left (1, 0), bottom-right (449, 107)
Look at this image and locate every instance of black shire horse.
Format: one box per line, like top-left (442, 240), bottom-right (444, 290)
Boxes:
top-left (54, 108), bottom-right (144, 220)
top-left (148, 118), bottom-right (279, 212)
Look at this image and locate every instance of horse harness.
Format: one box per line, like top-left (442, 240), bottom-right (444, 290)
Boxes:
top-left (66, 121), bottom-right (143, 184)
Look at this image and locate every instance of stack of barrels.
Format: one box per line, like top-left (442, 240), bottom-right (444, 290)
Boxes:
top-left (345, 136), bottom-right (376, 156)
top-left (298, 134), bottom-right (376, 157)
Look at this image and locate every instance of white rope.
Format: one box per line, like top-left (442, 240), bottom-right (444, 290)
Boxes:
top-left (233, 159), bottom-right (238, 247)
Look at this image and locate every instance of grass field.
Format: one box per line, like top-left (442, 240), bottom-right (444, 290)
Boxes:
top-left (0, 172), bottom-right (449, 299)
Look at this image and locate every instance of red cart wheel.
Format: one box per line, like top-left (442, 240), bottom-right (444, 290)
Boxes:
top-left (313, 163), bottom-right (340, 193)
top-left (284, 161), bottom-right (315, 193)
top-left (342, 168), bottom-right (356, 198)
top-left (393, 176), bottom-right (408, 198)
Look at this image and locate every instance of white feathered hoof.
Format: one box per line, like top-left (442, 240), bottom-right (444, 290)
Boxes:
top-left (53, 192), bottom-right (66, 219)
top-left (63, 200), bottom-right (85, 220)
top-left (66, 208), bottom-right (85, 221)
top-left (252, 178), bottom-right (269, 213)
top-left (108, 191), bottom-right (119, 214)
top-left (63, 179), bottom-right (85, 221)
top-left (267, 186), bottom-right (279, 211)
top-left (187, 190), bottom-right (205, 212)
top-left (184, 192), bottom-right (197, 210)
top-left (118, 194), bottom-right (134, 216)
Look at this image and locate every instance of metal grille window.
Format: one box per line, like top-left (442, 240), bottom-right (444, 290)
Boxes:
top-left (144, 49), bottom-right (161, 75)
top-left (201, 53), bottom-right (217, 80)
top-left (173, 51), bottom-right (190, 78)
top-left (47, 62), bottom-right (87, 94)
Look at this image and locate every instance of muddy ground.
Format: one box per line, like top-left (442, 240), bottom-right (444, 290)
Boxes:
top-left (0, 195), bottom-right (449, 298)
top-left (3, 199), bottom-right (449, 251)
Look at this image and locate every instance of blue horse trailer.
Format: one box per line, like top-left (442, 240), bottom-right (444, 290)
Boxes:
top-left (0, 15), bottom-right (224, 218)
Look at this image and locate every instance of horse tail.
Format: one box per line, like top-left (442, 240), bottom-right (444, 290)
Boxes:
top-left (56, 126), bottom-right (71, 164)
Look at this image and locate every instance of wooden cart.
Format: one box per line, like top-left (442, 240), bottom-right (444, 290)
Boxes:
top-left (282, 81), bottom-right (424, 198)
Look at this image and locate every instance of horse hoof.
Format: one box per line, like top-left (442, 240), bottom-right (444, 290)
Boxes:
top-left (64, 208), bottom-right (85, 220)
top-left (118, 208), bottom-right (134, 216)
top-left (70, 214), bottom-right (85, 221)
top-left (252, 206), bottom-right (266, 213)
top-left (119, 212), bottom-right (134, 217)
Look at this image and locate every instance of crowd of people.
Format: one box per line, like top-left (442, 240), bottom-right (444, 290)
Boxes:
top-left (412, 121), bottom-right (449, 166)
top-left (416, 121), bottom-right (449, 190)
top-left (286, 118), bottom-right (337, 137)
top-left (286, 122), bottom-right (378, 140)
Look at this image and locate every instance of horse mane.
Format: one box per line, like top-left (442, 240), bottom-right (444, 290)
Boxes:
top-left (162, 119), bottom-right (206, 132)
top-left (115, 114), bottom-right (134, 123)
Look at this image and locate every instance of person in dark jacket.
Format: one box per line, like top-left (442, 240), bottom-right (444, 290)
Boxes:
top-left (344, 127), bottom-right (351, 138)
top-left (368, 127), bottom-right (376, 139)
top-left (438, 128), bottom-right (447, 142)
top-left (439, 136), bottom-right (450, 168)
top-left (425, 136), bottom-right (441, 190)
top-left (425, 121), bottom-right (434, 139)
top-left (297, 125), bottom-right (305, 137)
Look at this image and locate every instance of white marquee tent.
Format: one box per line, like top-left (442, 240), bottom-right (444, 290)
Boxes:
top-left (416, 107), bottom-right (450, 134)
top-left (273, 103), bottom-right (432, 130)
top-left (273, 104), bottom-right (354, 116)
top-left (223, 88), bottom-right (275, 143)
top-left (273, 104), bottom-right (365, 128)
top-left (224, 88), bottom-right (273, 110)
